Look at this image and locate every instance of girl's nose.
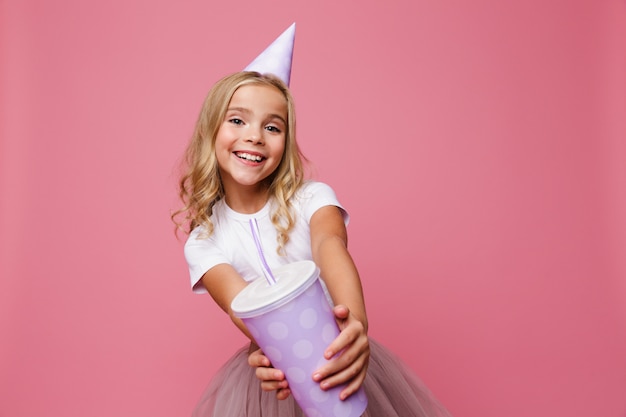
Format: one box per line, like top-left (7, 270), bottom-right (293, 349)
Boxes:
top-left (245, 126), bottom-right (264, 144)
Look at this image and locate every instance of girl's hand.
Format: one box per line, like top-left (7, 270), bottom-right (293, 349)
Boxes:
top-left (312, 304), bottom-right (370, 400)
top-left (248, 347), bottom-right (291, 400)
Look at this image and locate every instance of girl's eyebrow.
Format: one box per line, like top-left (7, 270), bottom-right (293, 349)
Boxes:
top-left (269, 113), bottom-right (287, 126)
top-left (226, 106), bottom-right (251, 114)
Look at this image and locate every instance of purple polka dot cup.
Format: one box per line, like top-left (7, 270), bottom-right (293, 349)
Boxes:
top-left (231, 260), bottom-right (368, 417)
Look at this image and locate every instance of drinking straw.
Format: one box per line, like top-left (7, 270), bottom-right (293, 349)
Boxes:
top-left (249, 218), bottom-right (277, 285)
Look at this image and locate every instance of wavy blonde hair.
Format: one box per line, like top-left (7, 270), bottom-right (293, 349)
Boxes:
top-left (172, 71), bottom-right (306, 254)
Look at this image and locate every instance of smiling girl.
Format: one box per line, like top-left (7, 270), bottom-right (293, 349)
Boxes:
top-left (173, 25), bottom-right (452, 417)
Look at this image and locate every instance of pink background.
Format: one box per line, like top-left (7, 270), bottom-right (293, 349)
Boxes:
top-left (1, 1), bottom-right (625, 416)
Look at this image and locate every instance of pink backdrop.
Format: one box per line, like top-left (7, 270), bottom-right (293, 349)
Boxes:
top-left (1, 1), bottom-right (625, 416)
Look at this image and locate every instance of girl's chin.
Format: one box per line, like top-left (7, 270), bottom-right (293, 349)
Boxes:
top-left (229, 176), bottom-right (270, 188)
top-left (221, 167), bottom-right (277, 189)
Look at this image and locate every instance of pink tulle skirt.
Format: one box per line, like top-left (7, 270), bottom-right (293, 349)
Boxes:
top-left (191, 338), bottom-right (452, 417)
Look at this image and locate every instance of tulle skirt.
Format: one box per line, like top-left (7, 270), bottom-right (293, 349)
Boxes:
top-left (191, 338), bottom-right (452, 417)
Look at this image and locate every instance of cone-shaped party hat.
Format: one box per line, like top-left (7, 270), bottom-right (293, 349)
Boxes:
top-left (244, 23), bottom-right (295, 86)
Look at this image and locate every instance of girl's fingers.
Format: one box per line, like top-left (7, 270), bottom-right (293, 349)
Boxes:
top-left (257, 366), bottom-right (289, 394)
top-left (314, 335), bottom-right (369, 384)
top-left (275, 387), bottom-right (291, 400)
top-left (323, 320), bottom-right (365, 360)
top-left (248, 349), bottom-right (271, 367)
top-left (256, 366), bottom-right (285, 383)
top-left (317, 348), bottom-right (368, 388)
top-left (338, 364), bottom-right (368, 400)
top-left (260, 378), bottom-right (289, 392)
top-left (248, 347), bottom-right (291, 400)
top-left (333, 304), bottom-right (350, 321)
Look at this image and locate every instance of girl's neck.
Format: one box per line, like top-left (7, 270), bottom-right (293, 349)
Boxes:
top-left (223, 184), bottom-right (270, 214)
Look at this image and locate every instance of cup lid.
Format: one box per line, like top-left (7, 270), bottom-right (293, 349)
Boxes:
top-left (231, 260), bottom-right (319, 318)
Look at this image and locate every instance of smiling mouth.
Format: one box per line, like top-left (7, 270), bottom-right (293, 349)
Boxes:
top-left (235, 152), bottom-right (265, 162)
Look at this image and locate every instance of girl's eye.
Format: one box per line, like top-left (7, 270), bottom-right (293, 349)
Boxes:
top-left (265, 125), bottom-right (282, 133)
top-left (229, 118), bottom-right (244, 125)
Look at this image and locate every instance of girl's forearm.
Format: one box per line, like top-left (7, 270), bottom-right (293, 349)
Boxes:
top-left (314, 235), bottom-right (368, 331)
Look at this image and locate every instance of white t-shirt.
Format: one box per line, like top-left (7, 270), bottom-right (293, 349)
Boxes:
top-left (184, 181), bottom-right (349, 293)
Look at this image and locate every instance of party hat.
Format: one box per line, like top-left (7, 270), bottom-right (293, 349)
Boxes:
top-left (244, 23), bottom-right (296, 86)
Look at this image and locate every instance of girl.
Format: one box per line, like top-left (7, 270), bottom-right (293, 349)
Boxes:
top-left (173, 70), bottom-right (452, 417)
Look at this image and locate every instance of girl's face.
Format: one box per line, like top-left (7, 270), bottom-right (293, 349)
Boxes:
top-left (215, 84), bottom-right (287, 193)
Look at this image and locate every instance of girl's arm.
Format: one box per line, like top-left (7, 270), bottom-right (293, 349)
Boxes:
top-left (199, 264), bottom-right (251, 337)
top-left (309, 205), bottom-right (370, 400)
top-left (200, 263), bottom-right (291, 396)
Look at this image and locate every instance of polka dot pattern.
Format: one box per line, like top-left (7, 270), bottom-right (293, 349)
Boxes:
top-left (333, 400), bottom-right (353, 417)
top-left (267, 322), bottom-right (288, 340)
top-left (286, 367), bottom-right (306, 383)
top-left (309, 386), bottom-right (330, 402)
top-left (263, 345), bottom-right (282, 362)
top-left (242, 279), bottom-right (368, 417)
top-left (322, 323), bottom-right (337, 344)
top-left (293, 339), bottom-right (313, 359)
top-left (299, 308), bottom-right (318, 328)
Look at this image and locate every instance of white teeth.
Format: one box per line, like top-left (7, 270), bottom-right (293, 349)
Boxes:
top-left (237, 152), bottom-right (263, 162)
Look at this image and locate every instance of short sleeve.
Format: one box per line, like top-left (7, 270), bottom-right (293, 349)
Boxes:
top-left (298, 181), bottom-right (350, 226)
top-left (184, 226), bottom-right (229, 293)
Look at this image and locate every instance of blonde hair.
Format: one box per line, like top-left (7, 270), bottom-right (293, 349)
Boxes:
top-left (172, 71), bottom-right (307, 254)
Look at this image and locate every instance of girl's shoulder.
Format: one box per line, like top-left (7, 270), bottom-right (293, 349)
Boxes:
top-left (296, 180), bottom-right (337, 197)
top-left (293, 180), bottom-right (349, 224)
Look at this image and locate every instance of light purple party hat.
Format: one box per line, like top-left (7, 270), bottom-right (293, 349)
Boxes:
top-left (244, 23), bottom-right (295, 86)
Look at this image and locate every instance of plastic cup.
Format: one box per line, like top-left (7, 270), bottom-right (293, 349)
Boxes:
top-left (231, 260), bottom-right (368, 417)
